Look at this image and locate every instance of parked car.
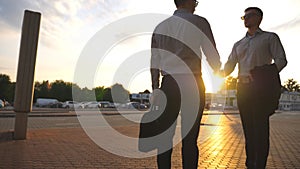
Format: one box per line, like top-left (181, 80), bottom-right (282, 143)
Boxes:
top-left (126, 102), bottom-right (148, 109)
top-left (99, 101), bottom-right (116, 108)
top-left (4, 100), bottom-right (10, 107)
top-left (49, 102), bottom-right (63, 108)
top-left (36, 98), bottom-right (59, 107)
top-left (62, 101), bottom-right (83, 109)
top-left (83, 101), bottom-right (100, 109)
top-left (0, 99), bottom-right (4, 108)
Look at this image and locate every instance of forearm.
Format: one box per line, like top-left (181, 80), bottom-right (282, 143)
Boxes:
top-left (151, 68), bottom-right (160, 90)
top-left (223, 61), bottom-right (236, 77)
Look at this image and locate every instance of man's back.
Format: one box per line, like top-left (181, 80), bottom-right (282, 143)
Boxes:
top-left (151, 9), bottom-right (221, 76)
top-left (150, 1), bottom-right (222, 169)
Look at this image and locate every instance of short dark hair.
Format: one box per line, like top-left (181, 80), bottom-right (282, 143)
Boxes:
top-left (245, 7), bottom-right (263, 17)
top-left (174, 0), bottom-right (187, 7)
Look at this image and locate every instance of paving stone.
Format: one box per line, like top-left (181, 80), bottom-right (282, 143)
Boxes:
top-left (0, 111), bottom-right (299, 168)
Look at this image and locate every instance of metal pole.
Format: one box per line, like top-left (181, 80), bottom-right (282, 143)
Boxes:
top-left (14, 10), bottom-right (41, 140)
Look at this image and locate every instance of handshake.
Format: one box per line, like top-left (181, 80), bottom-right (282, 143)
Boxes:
top-left (214, 69), bottom-right (227, 78)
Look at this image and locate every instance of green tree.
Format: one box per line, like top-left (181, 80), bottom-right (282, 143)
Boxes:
top-left (72, 84), bottom-right (85, 102)
top-left (95, 86), bottom-right (105, 101)
top-left (0, 74), bottom-right (14, 102)
top-left (79, 87), bottom-right (95, 101)
top-left (34, 80), bottom-right (51, 101)
top-left (283, 79), bottom-right (300, 92)
top-left (111, 83), bottom-right (130, 103)
top-left (50, 80), bottom-right (73, 101)
top-left (0, 75), bottom-right (138, 104)
top-left (6, 82), bottom-right (15, 103)
top-left (103, 88), bottom-right (112, 102)
top-left (221, 76), bottom-right (237, 90)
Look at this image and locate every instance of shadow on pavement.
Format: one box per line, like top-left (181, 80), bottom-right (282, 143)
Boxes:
top-left (0, 131), bottom-right (14, 142)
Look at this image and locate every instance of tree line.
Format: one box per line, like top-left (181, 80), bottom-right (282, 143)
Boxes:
top-left (1, 73), bottom-right (300, 104)
top-left (0, 74), bottom-right (130, 104)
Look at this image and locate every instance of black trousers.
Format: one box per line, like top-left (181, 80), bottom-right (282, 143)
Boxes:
top-left (156, 74), bottom-right (205, 169)
top-left (237, 83), bottom-right (270, 169)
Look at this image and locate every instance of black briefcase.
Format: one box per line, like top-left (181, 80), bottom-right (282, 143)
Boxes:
top-left (138, 106), bottom-right (162, 152)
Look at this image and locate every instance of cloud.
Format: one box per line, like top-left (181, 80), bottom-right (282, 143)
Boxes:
top-left (0, 66), bottom-right (10, 70)
top-left (0, 0), bottom-right (132, 48)
top-left (0, 0), bottom-right (33, 30)
top-left (270, 16), bottom-right (300, 31)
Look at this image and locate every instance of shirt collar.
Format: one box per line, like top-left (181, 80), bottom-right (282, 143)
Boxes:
top-left (174, 9), bottom-right (192, 15)
top-left (246, 28), bottom-right (263, 38)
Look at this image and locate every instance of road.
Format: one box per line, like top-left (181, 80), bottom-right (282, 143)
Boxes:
top-left (0, 111), bottom-right (145, 130)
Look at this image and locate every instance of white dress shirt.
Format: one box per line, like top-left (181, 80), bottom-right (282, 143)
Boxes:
top-left (224, 28), bottom-right (287, 77)
top-left (151, 9), bottom-right (221, 89)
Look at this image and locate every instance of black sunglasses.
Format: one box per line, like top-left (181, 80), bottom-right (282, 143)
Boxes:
top-left (194, 0), bottom-right (199, 7)
top-left (241, 13), bottom-right (260, 20)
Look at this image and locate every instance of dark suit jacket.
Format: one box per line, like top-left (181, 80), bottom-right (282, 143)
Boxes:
top-left (250, 64), bottom-right (281, 116)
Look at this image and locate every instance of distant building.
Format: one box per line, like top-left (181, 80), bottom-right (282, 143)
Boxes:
top-left (278, 91), bottom-right (300, 111)
top-left (206, 90), bottom-right (238, 110)
top-left (131, 90), bottom-right (300, 111)
top-left (129, 93), bottom-right (151, 104)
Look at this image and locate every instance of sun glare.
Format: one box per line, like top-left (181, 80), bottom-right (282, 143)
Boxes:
top-left (203, 73), bottom-right (225, 93)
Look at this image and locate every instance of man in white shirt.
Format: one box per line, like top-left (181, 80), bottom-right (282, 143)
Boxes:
top-left (150, 0), bottom-right (221, 168)
top-left (222, 7), bottom-right (287, 169)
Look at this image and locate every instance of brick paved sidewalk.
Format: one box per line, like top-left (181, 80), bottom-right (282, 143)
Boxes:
top-left (0, 112), bottom-right (299, 169)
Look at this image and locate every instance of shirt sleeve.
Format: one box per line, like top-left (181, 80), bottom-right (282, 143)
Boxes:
top-left (224, 44), bottom-right (238, 76)
top-left (270, 33), bottom-right (287, 72)
top-left (200, 19), bottom-right (222, 72)
top-left (150, 33), bottom-right (160, 90)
